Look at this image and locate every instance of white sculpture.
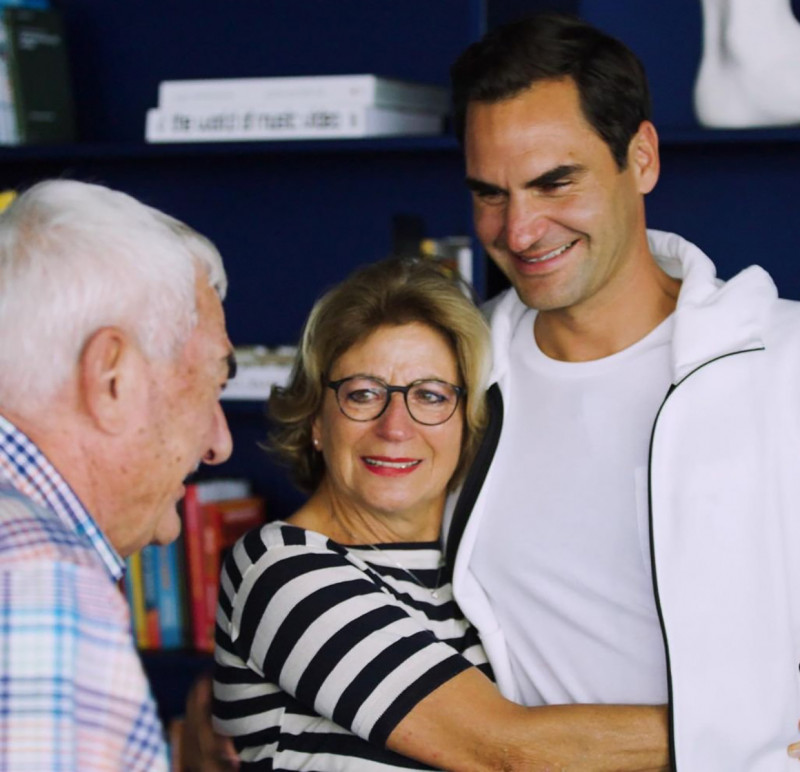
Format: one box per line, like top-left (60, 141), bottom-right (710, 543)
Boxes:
top-left (694, 0), bottom-right (800, 128)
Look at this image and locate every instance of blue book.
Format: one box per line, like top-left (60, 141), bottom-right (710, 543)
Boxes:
top-left (154, 539), bottom-right (185, 649)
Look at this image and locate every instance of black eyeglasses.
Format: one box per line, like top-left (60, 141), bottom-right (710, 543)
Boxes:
top-left (327, 376), bottom-right (465, 426)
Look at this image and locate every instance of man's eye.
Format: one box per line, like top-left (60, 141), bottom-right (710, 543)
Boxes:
top-left (474, 190), bottom-right (505, 205)
top-left (539, 181), bottom-right (570, 194)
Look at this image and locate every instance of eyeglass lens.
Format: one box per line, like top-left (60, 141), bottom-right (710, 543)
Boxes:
top-left (334, 377), bottom-right (460, 425)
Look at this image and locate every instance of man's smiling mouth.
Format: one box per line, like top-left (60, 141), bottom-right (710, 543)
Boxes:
top-left (519, 239), bottom-right (579, 264)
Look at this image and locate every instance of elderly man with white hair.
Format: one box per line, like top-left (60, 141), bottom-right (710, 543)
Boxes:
top-left (0, 180), bottom-right (235, 770)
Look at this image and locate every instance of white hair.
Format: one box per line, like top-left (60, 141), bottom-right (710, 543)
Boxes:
top-left (0, 179), bottom-right (227, 414)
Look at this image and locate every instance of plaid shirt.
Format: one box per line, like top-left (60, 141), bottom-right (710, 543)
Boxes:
top-left (0, 414), bottom-right (169, 771)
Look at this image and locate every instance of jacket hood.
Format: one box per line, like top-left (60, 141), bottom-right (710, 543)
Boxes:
top-left (484, 229), bottom-right (778, 385)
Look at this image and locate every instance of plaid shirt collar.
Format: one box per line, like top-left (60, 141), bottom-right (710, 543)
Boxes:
top-left (0, 413), bottom-right (124, 581)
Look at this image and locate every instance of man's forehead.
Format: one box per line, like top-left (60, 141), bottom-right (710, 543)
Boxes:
top-left (464, 102), bottom-right (608, 185)
top-left (186, 280), bottom-right (232, 364)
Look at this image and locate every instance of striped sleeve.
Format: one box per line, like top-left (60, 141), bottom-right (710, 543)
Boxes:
top-left (220, 524), bottom-right (471, 746)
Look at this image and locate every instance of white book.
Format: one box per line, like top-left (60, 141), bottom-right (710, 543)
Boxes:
top-left (157, 74), bottom-right (450, 115)
top-left (145, 104), bottom-right (443, 143)
top-left (222, 345), bottom-right (295, 402)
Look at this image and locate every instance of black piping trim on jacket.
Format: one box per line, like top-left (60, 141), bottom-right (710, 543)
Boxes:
top-left (647, 345), bottom-right (765, 771)
top-left (443, 382), bottom-right (504, 582)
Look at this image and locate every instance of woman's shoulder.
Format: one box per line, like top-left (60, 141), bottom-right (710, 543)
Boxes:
top-left (246, 519), bottom-right (346, 554)
top-left (225, 519), bottom-right (356, 585)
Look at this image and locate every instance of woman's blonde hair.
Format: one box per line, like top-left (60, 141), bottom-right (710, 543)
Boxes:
top-left (268, 256), bottom-right (491, 493)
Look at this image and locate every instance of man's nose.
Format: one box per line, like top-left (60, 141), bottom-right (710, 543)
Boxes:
top-left (505, 196), bottom-right (549, 254)
top-left (203, 402), bottom-right (233, 465)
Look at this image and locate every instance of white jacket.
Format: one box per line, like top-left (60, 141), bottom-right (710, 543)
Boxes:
top-left (445, 230), bottom-right (800, 769)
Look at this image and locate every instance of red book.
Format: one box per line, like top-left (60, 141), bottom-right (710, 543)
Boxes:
top-left (213, 496), bottom-right (267, 549)
top-left (197, 496), bottom-right (268, 652)
top-left (181, 483), bottom-right (208, 652)
top-left (181, 479), bottom-right (252, 652)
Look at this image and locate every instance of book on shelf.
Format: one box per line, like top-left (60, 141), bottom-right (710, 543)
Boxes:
top-left (154, 538), bottom-right (186, 649)
top-left (210, 495), bottom-right (267, 547)
top-left (157, 74), bottom-right (450, 115)
top-left (145, 104), bottom-right (442, 143)
top-left (123, 550), bottom-right (148, 648)
top-left (2, 4), bottom-right (76, 144)
top-left (182, 478), bottom-right (266, 653)
top-left (223, 345), bottom-right (295, 401)
top-left (0, 17), bottom-right (17, 145)
top-left (139, 545), bottom-right (162, 649)
top-left (121, 479), bottom-right (266, 654)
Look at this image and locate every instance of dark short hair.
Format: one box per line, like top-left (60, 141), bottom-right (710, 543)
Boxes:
top-left (451, 12), bottom-right (652, 169)
top-left (268, 256), bottom-right (491, 493)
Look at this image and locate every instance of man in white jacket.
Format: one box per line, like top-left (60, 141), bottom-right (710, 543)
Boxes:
top-left (446, 12), bottom-right (800, 769)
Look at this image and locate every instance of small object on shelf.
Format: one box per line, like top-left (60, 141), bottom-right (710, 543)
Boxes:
top-left (222, 345), bottom-right (295, 401)
top-left (419, 235), bottom-right (474, 285)
top-left (2, 4), bottom-right (76, 144)
top-left (0, 188), bottom-right (16, 209)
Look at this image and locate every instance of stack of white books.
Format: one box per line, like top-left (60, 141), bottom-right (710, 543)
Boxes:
top-left (145, 74), bottom-right (449, 143)
top-left (221, 345), bottom-right (296, 401)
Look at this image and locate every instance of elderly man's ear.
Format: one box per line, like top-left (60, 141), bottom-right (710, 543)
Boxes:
top-left (79, 327), bottom-right (146, 435)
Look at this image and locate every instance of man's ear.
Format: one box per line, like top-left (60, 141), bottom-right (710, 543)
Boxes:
top-left (79, 327), bottom-right (142, 434)
top-left (629, 120), bottom-right (660, 195)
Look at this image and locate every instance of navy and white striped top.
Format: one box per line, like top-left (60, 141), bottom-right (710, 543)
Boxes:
top-left (213, 520), bottom-right (491, 771)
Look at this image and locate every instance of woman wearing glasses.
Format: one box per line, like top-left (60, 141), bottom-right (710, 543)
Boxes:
top-left (212, 257), bottom-right (669, 771)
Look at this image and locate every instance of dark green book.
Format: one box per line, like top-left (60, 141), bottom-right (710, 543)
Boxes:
top-left (4, 5), bottom-right (76, 144)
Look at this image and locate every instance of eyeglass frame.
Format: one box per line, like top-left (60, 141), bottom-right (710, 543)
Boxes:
top-left (326, 375), bottom-right (465, 426)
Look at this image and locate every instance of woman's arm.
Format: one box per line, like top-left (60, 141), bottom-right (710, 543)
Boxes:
top-left (220, 526), bottom-right (667, 770)
top-left (388, 667), bottom-right (668, 772)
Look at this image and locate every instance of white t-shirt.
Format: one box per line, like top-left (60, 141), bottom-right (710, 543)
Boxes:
top-left (472, 309), bottom-right (672, 705)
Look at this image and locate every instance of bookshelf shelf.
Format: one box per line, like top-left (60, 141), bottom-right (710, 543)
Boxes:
top-left (0, 134), bottom-right (465, 164)
top-left (658, 126), bottom-right (800, 146)
top-left (4, 126), bottom-right (800, 167)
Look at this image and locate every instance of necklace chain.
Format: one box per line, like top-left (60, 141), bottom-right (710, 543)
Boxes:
top-left (355, 542), bottom-right (444, 599)
top-left (336, 519), bottom-right (444, 598)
